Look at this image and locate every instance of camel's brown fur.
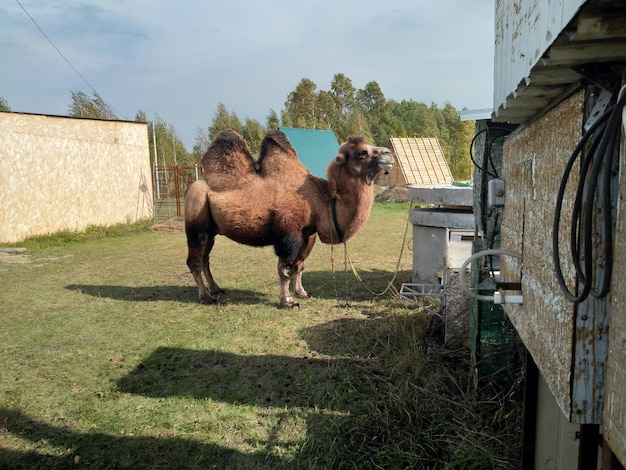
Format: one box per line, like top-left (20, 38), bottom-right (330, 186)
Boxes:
top-left (184, 129), bottom-right (393, 307)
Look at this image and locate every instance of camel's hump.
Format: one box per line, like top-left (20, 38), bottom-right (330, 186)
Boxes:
top-left (257, 129), bottom-right (310, 180)
top-left (201, 129), bottom-right (256, 181)
top-left (259, 129), bottom-right (297, 159)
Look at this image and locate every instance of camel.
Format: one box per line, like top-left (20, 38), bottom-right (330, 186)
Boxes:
top-left (184, 129), bottom-right (393, 308)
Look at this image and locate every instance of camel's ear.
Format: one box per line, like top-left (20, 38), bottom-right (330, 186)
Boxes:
top-left (334, 153), bottom-right (347, 165)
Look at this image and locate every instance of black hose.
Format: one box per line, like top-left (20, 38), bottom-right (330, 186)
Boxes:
top-left (552, 89), bottom-right (626, 303)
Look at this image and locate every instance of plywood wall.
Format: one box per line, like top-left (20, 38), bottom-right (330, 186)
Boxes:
top-left (500, 91), bottom-right (584, 419)
top-left (0, 113), bottom-right (153, 243)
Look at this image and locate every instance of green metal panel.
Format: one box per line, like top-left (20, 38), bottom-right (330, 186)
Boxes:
top-left (279, 127), bottom-right (339, 178)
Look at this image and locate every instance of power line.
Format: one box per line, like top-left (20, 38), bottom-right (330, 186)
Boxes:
top-left (15, 0), bottom-right (127, 120)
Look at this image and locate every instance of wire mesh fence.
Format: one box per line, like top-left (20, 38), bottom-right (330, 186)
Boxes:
top-left (152, 164), bottom-right (201, 221)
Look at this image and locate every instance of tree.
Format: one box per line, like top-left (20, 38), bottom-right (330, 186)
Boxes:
top-left (266, 109), bottom-right (280, 130)
top-left (330, 73), bottom-right (361, 140)
top-left (192, 127), bottom-right (210, 160)
top-left (330, 73), bottom-right (356, 116)
top-left (0, 96), bottom-right (11, 112)
top-left (280, 109), bottom-right (292, 128)
top-left (341, 107), bottom-right (373, 143)
top-left (356, 81), bottom-right (393, 145)
top-left (209, 103), bottom-right (243, 140)
top-left (198, 73), bottom-right (476, 179)
top-left (135, 110), bottom-right (148, 122)
top-left (441, 103), bottom-right (473, 180)
top-left (284, 78), bottom-right (318, 128)
top-left (242, 118), bottom-right (265, 156)
top-left (356, 81), bottom-right (385, 116)
top-left (149, 114), bottom-right (192, 166)
top-left (67, 91), bottom-right (117, 120)
top-left (315, 90), bottom-right (340, 130)
top-left (205, 104), bottom-right (266, 157)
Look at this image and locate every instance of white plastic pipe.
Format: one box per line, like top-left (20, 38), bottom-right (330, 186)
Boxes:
top-left (493, 291), bottom-right (524, 304)
top-left (458, 248), bottom-right (523, 302)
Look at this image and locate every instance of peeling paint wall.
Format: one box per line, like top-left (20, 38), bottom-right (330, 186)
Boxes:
top-left (494, 0), bottom-right (585, 117)
top-left (0, 113), bottom-right (153, 243)
top-left (500, 91), bottom-right (585, 419)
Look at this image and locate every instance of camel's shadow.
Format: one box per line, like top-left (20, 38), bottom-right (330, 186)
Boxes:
top-left (65, 284), bottom-right (267, 305)
top-left (65, 268), bottom-right (410, 306)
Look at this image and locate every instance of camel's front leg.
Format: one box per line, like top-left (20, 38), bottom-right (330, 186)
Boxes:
top-left (293, 234), bottom-right (316, 299)
top-left (277, 259), bottom-right (299, 308)
top-left (202, 235), bottom-right (225, 297)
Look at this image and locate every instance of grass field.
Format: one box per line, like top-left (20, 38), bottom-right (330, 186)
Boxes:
top-left (0, 203), bottom-right (522, 469)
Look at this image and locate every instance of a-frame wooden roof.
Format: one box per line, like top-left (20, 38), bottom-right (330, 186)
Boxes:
top-left (388, 137), bottom-right (452, 185)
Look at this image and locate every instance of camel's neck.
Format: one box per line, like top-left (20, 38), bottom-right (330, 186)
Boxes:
top-left (320, 181), bottom-right (374, 244)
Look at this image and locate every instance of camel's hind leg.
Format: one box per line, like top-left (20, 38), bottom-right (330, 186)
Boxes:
top-left (184, 180), bottom-right (223, 304)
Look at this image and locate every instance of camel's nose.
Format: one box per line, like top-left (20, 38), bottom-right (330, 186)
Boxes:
top-left (374, 147), bottom-right (392, 157)
top-left (377, 148), bottom-right (394, 162)
top-left (377, 148), bottom-right (394, 172)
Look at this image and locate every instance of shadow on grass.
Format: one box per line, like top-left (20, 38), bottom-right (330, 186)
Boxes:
top-left (0, 407), bottom-right (283, 469)
top-left (1, 313), bottom-right (436, 468)
top-left (65, 268), bottom-right (410, 305)
top-left (65, 284), bottom-right (269, 305)
top-left (117, 347), bottom-right (372, 412)
top-left (303, 268), bottom-right (412, 301)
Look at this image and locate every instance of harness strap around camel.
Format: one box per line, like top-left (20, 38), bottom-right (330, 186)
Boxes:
top-left (330, 201), bottom-right (413, 302)
top-left (331, 198), bottom-right (344, 243)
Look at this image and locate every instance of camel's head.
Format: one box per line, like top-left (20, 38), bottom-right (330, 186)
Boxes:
top-left (333, 136), bottom-right (394, 184)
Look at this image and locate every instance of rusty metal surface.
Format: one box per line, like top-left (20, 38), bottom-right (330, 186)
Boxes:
top-left (603, 131), bottom-right (626, 464)
top-left (500, 91), bottom-right (585, 419)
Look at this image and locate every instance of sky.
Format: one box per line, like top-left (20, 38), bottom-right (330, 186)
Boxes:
top-left (1, 0), bottom-right (495, 148)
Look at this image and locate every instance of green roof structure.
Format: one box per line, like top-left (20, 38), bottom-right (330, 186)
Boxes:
top-left (279, 127), bottom-right (339, 178)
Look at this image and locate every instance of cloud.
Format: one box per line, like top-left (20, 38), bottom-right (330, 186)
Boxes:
top-left (2, 0), bottom-right (494, 146)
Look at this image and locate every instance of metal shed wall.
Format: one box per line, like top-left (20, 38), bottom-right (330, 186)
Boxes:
top-left (0, 112), bottom-right (153, 243)
top-left (494, 0), bottom-right (585, 120)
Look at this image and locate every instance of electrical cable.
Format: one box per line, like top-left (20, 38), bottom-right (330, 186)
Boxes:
top-left (469, 127), bottom-right (513, 179)
top-left (552, 85), bottom-right (626, 303)
top-left (16, 0), bottom-right (126, 120)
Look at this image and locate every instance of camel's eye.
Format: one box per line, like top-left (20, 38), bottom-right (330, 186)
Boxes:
top-left (358, 150), bottom-right (368, 160)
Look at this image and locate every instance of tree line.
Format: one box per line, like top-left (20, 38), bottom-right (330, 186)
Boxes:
top-left (1, 74), bottom-right (475, 179)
